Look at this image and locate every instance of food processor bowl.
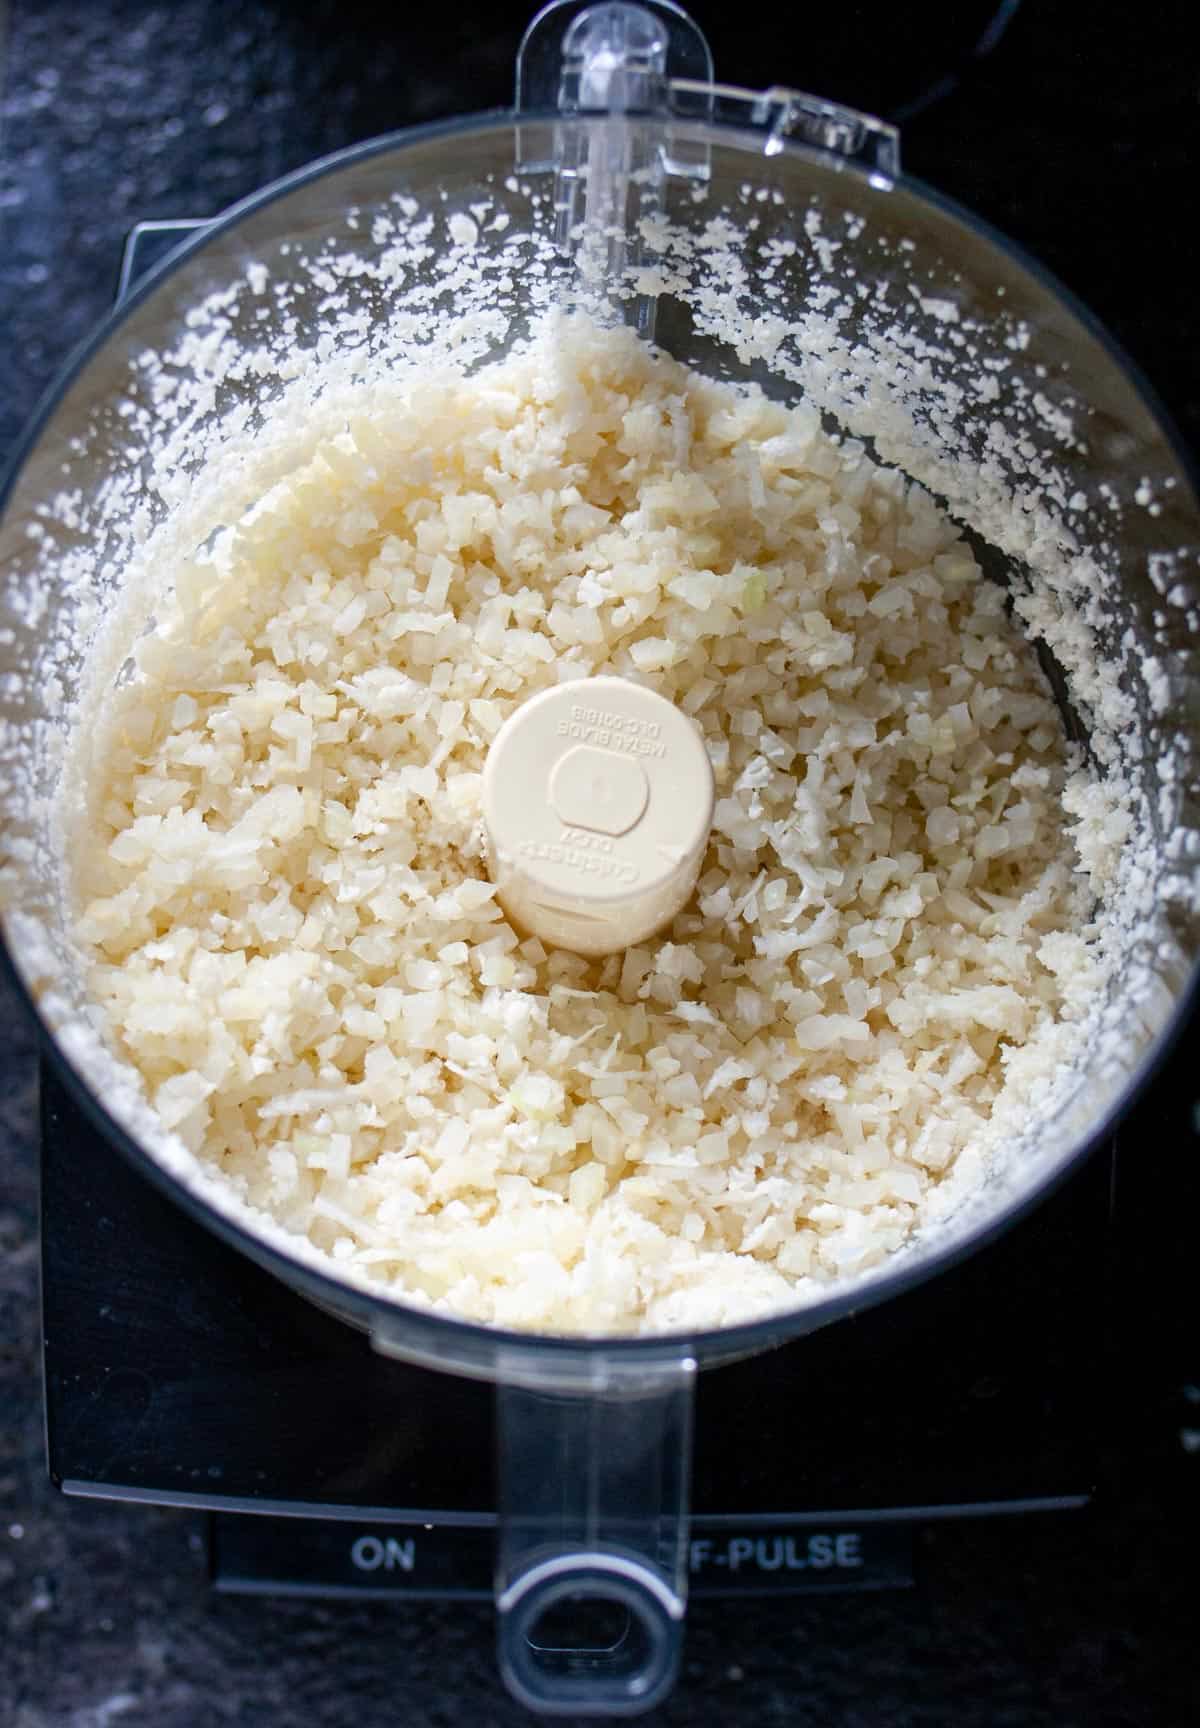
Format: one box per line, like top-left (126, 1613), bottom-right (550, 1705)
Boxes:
top-left (2, 1), bottom-right (1197, 1712)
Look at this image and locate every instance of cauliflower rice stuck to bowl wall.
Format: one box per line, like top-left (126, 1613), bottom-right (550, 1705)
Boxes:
top-left (66, 314), bottom-right (1122, 1333)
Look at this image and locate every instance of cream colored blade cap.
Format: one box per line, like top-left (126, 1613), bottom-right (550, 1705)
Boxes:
top-left (482, 674), bottom-right (715, 957)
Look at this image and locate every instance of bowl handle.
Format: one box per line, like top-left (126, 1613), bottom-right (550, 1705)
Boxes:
top-left (494, 1354), bottom-right (696, 1715)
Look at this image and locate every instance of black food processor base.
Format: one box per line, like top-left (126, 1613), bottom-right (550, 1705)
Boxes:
top-left (43, 1054), bottom-right (1109, 1600)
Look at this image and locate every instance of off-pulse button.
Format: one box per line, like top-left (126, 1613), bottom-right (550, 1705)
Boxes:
top-left (481, 674), bottom-right (715, 958)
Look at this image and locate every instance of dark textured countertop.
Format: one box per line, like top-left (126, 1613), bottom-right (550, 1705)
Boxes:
top-left (1, 3), bottom-right (1197, 1724)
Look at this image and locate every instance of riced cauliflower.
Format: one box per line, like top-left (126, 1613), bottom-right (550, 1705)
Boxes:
top-left (71, 314), bottom-right (1109, 1333)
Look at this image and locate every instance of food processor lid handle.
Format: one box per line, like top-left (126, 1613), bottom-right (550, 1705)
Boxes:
top-left (517, 1), bottom-right (714, 118)
top-left (516, 0), bottom-right (900, 175)
top-left (518, 0), bottom-right (714, 109)
top-left (514, 2), bottom-right (900, 334)
top-left (516, 2), bottom-right (715, 338)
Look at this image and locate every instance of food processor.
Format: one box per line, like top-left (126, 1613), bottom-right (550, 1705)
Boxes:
top-left (2, 1), bottom-right (1198, 1713)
